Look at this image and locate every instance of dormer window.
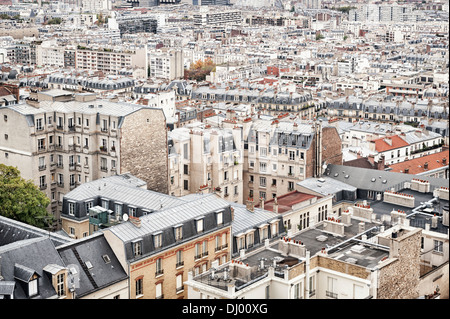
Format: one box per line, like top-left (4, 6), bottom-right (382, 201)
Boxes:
top-left (196, 217), bottom-right (204, 233)
top-left (174, 225), bottom-right (183, 241)
top-left (133, 239), bottom-right (143, 257)
top-left (68, 202), bottom-right (75, 216)
top-left (29, 277), bottom-right (38, 297)
top-left (216, 211), bottom-right (223, 225)
top-left (154, 232), bottom-right (162, 249)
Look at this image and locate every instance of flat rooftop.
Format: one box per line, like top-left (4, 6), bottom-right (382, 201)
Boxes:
top-left (289, 218), bottom-right (380, 256)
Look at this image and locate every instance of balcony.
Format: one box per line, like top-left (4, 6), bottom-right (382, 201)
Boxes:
top-left (326, 291), bottom-right (338, 299)
top-left (39, 183), bottom-right (47, 190)
top-left (176, 261), bottom-right (184, 268)
top-left (38, 165), bottom-right (46, 171)
top-left (176, 286), bottom-right (184, 293)
top-left (155, 269), bottom-right (164, 277)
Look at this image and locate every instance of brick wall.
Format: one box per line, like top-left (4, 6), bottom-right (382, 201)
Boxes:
top-left (120, 108), bottom-right (169, 194)
top-left (129, 228), bottom-right (232, 299)
top-left (322, 126), bottom-right (343, 166)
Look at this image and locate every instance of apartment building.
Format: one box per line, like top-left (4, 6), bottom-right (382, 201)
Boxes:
top-left (244, 119), bottom-right (342, 205)
top-left (0, 215), bottom-right (129, 299)
top-left (193, 10), bottom-right (242, 27)
top-left (0, 90), bottom-right (168, 229)
top-left (190, 85), bottom-right (315, 118)
top-left (185, 215), bottom-right (426, 299)
top-left (168, 125), bottom-right (244, 204)
top-left (36, 40), bottom-right (65, 68)
top-left (74, 46), bottom-right (148, 77)
top-left (327, 96), bottom-right (448, 124)
top-left (148, 49), bottom-right (184, 81)
top-left (57, 176), bottom-right (236, 300)
top-left (368, 130), bottom-right (444, 165)
top-left (186, 168), bottom-right (449, 299)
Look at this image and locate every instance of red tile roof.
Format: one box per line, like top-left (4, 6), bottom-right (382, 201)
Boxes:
top-left (256, 191), bottom-right (318, 214)
top-left (388, 150), bottom-right (449, 175)
top-left (372, 135), bottom-right (409, 152)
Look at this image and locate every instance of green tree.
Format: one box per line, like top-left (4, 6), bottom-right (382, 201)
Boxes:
top-left (0, 164), bottom-right (52, 229)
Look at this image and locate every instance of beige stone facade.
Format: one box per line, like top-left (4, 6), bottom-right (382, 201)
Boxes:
top-left (168, 125), bottom-right (243, 203)
top-left (0, 90), bottom-right (168, 230)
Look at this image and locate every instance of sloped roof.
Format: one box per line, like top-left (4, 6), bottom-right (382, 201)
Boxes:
top-left (388, 150), bottom-right (449, 175)
top-left (373, 135), bottom-right (409, 152)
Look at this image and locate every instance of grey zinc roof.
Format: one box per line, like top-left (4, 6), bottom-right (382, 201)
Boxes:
top-left (64, 175), bottom-right (182, 211)
top-left (324, 164), bottom-right (449, 192)
top-left (230, 202), bottom-right (280, 236)
top-left (297, 176), bottom-right (357, 197)
top-left (7, 99), bottom-right (144, 118)
top-left (107, 193), bottom-right (231, 243)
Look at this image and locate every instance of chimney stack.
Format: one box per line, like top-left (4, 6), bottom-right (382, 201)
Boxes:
top-left (246, 197), bottom-right (254, 212)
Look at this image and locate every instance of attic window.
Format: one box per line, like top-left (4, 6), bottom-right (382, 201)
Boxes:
top-left (102, 255), bottom-right (111, 264)
top-left (382, 180), bottom-right (387, 184)
top-left (85, 261), bottom-right (93, 269)
top-left (371, 178), bottom-right (376, 182)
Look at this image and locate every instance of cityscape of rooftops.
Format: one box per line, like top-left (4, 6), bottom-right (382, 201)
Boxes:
top-left (0, 0), bottom-right (448, 308)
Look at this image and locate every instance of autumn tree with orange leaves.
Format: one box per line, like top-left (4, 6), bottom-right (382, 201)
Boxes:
top-left (184, 58), bottom-right (216, 82)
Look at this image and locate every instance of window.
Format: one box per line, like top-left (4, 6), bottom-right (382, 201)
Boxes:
top-left (36, 118), bottom-right (43, 131)
top-left (260, 191), bottom-right (266, 200)
top-left (260, 177), bottom-right (266, 187)
top-left (39, 175), bottom-right (46, 189)
top-left (129, 207), bottom-right (136, 217)
top-left (293, 282), bottom-right (303, 299)
top-left (288, 165), bottom-right (294, 175)
top-left (215, 235), bottom-right (221, 251)
top-left (115, 203), bottom-right (122, 219)
top-left (289, 151), bottom-right (295, 160)
top-left (136, 278), bottom-right (143, 297)
top-left (176, 250), bottom-right (184, 268)
top-left (434, 240), bottom-right (443, 253)
top-left (57, 273), bottom-right (65, 297)
top-left (85, 201), bottom-right (93, 212)
top-left (183, 180), bottom-right (189, 190)
top-left (101, 157), bottom-right (107, 171)
top-left (38, 138), bottom-right (45, 151)
top-left (195, 243), bottom-right (202, 259)
top-left (288, 181), bottom-right (294, 191)
top-left (156, 283), bottom-right (163, 299)
top-left (155, 258), bottom-right (163, 276)
top-left (260, 147), bottom-right (267, 157)
top-left (196, 218), bottom-right (203, 233)
top-left (326, 277), bottom-right (338, 299)
top-left (154, 233), bottom-right (162, 249)
top-left (183, 143), bottom-right (189, 160)
top-left (309, 275), bottom-right (316, 297)
top-left (216, 212), bottom-right (223, 225)
top-left (174, 226), bottom-right (183, 241)
top-left (133, 240), bottom-right (142, 257)
top-left (272, 164), bottom-right (277, 171)
top-left (260, 162), bottom-right (267, 172)
top-left (68, 202), bottom-right (75, 216)
top-left (29, 277), bottom-right (38, 297)
top-left (176, 274), bottom-right (183, 293)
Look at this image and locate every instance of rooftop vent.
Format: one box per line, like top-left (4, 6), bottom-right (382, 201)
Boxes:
top-left (316, 235), bottom-right (328, 242)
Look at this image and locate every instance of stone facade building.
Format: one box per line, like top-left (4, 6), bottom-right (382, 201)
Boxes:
top-left (244, 118), bottom-right (342, 205)
top-left (0, 89), bottom-right (168, 229)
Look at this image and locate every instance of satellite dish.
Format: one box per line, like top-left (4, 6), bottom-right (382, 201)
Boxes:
top-left (122, 214), bottom-right (129, 222)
